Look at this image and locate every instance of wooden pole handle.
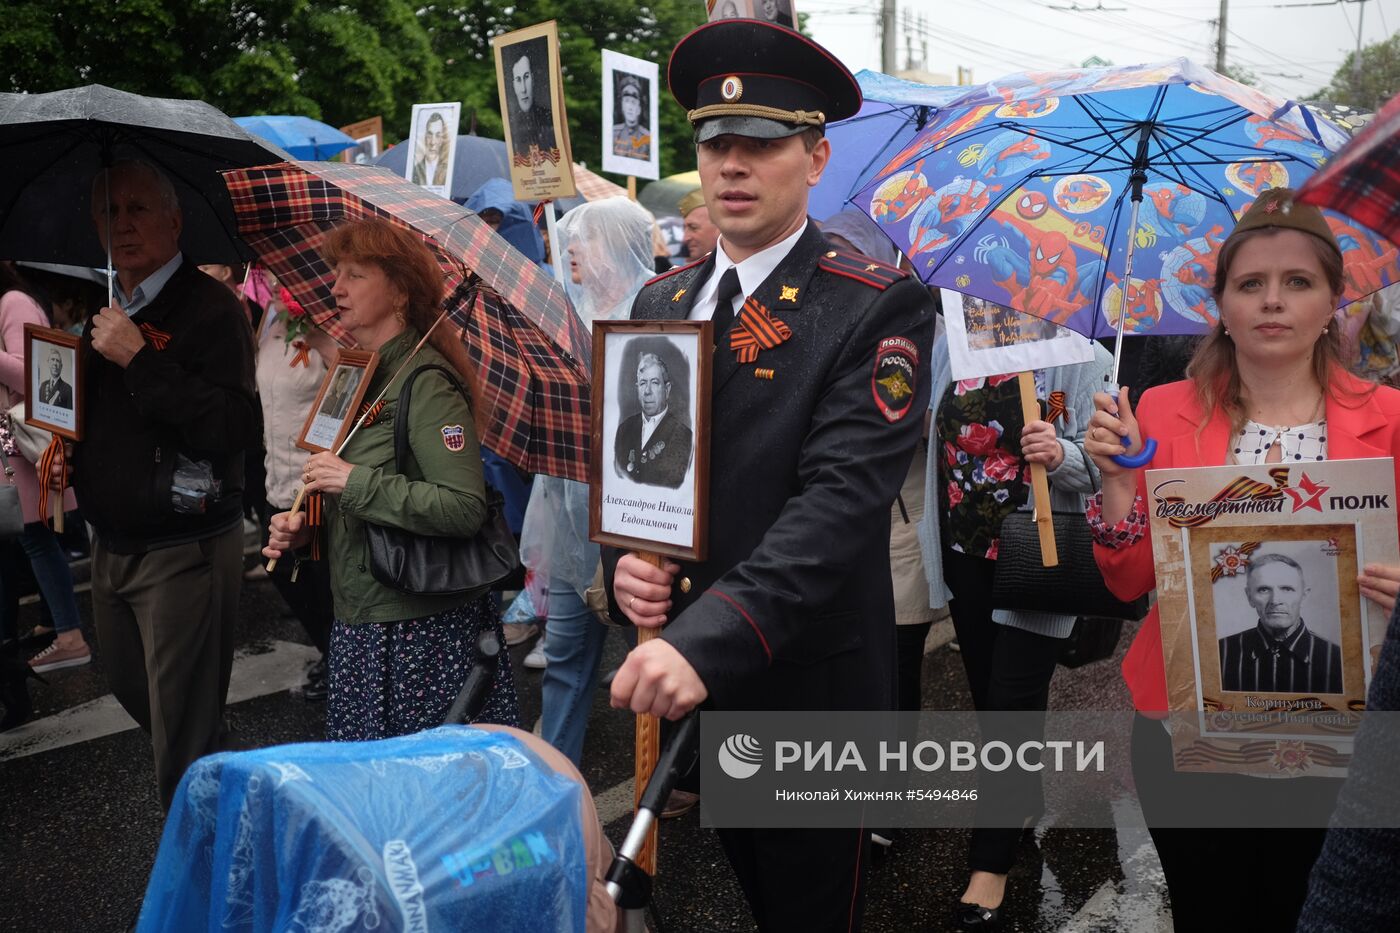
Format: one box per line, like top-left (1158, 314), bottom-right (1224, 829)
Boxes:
top-left (264, 484), bottom-right (309, 574)
top-left (1017, 371), bottom-right (1058, 568)
top-left (633, 548), bottom-right (665, 875)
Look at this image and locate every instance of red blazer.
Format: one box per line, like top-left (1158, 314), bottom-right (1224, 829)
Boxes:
top-left (1095, 372), bottom-right (1400, 712)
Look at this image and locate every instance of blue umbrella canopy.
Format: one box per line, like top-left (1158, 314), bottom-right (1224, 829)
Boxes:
top-left (811, 70), bottom-right (963, 222)
top-left (234, 115), bottom-right (357, 160)
top-left (853, 59), bottom-right (1400, 355)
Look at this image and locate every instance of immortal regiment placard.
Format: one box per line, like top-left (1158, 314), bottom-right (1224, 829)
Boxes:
top-left (601, 50), bottom-right (660, 180)
top-left (941, 288), bottom-right (1094, 380)
top-left (404, 103), bottom-right (461, 198)
top-left (493, 21), bottom-right (577, 202)
top-left (338, 116), bottom-right (382, 164)
top-left (1146, 458), bottom-right (1399, 775)
top-left (590, 320), bottom-right (711, 561)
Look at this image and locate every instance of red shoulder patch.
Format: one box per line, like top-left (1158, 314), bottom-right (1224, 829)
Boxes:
top-left (818, 249), bottom-right (909, 291)
top-left (644, 254), bottom-right (708, 287)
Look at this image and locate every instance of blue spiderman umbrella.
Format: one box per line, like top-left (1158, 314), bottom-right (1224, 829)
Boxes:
top-left (854, 58), bottom-right (1400, 465)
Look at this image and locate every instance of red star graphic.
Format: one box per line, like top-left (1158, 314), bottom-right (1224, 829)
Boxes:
top-left (1283, 471), bottom-right (1329, 512)
top-left (1264, 200), bottom-right (1281, 214)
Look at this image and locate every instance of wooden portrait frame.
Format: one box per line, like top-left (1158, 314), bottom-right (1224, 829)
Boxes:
top-left (337, 116), bottom-right (383, 163)
top-left (492, 20), bottom-right (577, 202)
top-left (296, 349), bottom-right (379, 453)
top-left (589, 320), bottom-right (712, 561)
top-left (23, 324), bottom-right (84, 441)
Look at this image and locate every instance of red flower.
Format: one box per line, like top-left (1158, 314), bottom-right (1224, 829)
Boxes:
top-left (957, 423), bottom-right (1000, 457)
top-left (943, 441), bottom-right (959, 466)
top-left (982, 449), bottom-right (1022, 483)
top-left (987, 372), bottom-right (1017, 387)
top-left (953, 377), bottom-right (986, 396)
top-left (985, 539), bottom-right (1000, 560)
top-left (947, 481), bottom-right (964, 508)
top-left (278, 285), bottom-right (308, 319)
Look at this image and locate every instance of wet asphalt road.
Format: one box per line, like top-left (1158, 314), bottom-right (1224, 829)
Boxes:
top-left (0, 557), bottom-right (1170, 933)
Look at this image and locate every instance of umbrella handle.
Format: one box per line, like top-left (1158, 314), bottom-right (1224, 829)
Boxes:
top-left (1111, 435), bottom-right (1157, 469)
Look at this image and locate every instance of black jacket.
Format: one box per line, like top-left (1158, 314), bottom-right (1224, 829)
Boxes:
top-left (73, 259), bottom-right (258, 553)
top-left (603, 224), bottom-right (935, 711)
top-left (614, 409), bottom-right (693, 488)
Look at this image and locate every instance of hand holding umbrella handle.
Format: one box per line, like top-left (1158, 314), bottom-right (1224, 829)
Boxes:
top-left (1111, 435), bottom-right (1157, 468)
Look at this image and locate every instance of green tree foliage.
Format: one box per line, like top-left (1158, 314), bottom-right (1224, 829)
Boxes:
top-left (1312, 33), bottom-right (1400, 113)
top-left (3, 0), bottom-right (708, 180)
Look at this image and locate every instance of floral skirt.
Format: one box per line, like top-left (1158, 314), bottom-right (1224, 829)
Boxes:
top-left (325, 595), bottom-right (520, 741)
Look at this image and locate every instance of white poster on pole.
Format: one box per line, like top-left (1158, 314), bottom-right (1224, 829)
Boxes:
top-left (941, 288), bottom-right (1095, 381)
top-left (601, 50), bottom-right (659, 181)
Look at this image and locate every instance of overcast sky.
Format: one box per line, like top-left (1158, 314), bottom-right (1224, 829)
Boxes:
top-left (805, 0), bottom-right (1397, 103)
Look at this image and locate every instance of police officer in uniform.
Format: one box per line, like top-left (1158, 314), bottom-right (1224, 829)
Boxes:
top-left (603, 19), bottom-right (934, 931)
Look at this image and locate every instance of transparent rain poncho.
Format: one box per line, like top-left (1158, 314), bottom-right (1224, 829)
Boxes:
top-left (521, 197), bottom-right (656, 595)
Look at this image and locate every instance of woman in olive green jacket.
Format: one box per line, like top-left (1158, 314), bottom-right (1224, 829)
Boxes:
top-left (264, 218), bottom-right (518, 739)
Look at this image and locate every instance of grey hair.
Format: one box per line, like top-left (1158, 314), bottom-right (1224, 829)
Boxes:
top-left (47, 348), bottom-right (62, 364)
top-left (1246, 552), bottom-right (1305, 583)
top-left (91, 159), bottom-right (180, 215)
top-left (636, 352), bottom-right (671, 384)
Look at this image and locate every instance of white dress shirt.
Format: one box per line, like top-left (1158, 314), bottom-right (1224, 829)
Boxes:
top-left (687, 222), bottom-right (808, 323)
top-left (115, 251), bottom-right (183, 317)
top-left (640, 408), bottom-right (666, 449)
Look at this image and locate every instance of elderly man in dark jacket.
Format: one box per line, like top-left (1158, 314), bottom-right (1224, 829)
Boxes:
top-left (67, 160), bottom-right (258, 809)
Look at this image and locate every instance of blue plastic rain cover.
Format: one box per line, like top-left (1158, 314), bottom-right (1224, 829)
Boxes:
top-left (139, 726), bottom-right (587, 933)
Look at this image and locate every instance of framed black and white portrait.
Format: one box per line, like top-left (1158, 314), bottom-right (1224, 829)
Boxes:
top-left (339, 116), bottom-right (383, 165)
top-left (405, 103), bottom-right (461, 198)
top-left (24, 325), bottom-right (82, 439)
top-left (601, 50), bottom-right (660, 180)
top-left (590, 320), bottom-right (711, 560)
top-left (297, 349), bottom-right (378, 453)
top-left (493, 21), bottom-right (577, 201)
top-left (707, 0), bottom-right (754, 20)
top-left (753, 0), bottom-right (796, 27)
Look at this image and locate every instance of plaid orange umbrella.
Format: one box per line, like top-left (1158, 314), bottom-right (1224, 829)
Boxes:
top-left (223, 160), bottom-right (591, 482)
top-left (1298, 91), bottom-right (1400, 248)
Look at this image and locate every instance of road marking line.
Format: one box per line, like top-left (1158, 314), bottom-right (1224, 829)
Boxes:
top-left (0, 639), bottom-right (319, 761)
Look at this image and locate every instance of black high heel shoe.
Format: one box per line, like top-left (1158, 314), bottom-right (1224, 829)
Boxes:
top-left (0, 658), bottom-right (47, 731)
top-left (955, 901), bottom-right (1001, 928)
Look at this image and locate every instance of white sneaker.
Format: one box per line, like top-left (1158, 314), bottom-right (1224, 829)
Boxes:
top-left (523, 639), bottom-right (547, 670)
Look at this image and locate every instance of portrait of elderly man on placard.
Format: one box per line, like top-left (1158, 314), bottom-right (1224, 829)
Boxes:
top-left (38, 347), bottom-right (74, 411)
top-left (757, 0), bottom-right (794, 27)
top-left (611, 73), bottom-right (651, 161)
top-left (411, 112), bottom-right (450, 187)
top-left (505, 37), bottom-right (558, 160)
top-left (1219, 552), bottom-right (1344, 694)
top-left (614, 349), bottom-right (692, 488)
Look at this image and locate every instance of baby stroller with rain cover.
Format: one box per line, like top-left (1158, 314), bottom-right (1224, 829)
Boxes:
top-left (136, 633), bottom-right (697, 933)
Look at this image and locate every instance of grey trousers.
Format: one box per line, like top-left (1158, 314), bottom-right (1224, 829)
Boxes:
top-left (91, 522), bottom-right (242, 810)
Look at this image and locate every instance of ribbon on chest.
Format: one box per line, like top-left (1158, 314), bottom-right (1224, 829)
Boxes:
top-left (728, 297), bottom-right (792, 363)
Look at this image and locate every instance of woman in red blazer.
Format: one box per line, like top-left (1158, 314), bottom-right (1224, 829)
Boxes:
top-left (1086, 188), bottom-right (1400, 931)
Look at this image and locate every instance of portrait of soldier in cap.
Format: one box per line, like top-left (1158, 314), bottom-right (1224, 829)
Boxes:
top-left (611, 73), bottom-right (652, 161)
top-left (603, 17), bottom-right (934, 931)
top-left (504, 36), bottom-right (558, 161)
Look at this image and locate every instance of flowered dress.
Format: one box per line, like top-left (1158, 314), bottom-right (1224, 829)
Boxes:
top-left (935, 372), bottom-right (1038, 560)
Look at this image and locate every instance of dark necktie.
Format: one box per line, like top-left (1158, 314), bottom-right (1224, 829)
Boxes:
top-left (710, 267), bottom-right (743, 346)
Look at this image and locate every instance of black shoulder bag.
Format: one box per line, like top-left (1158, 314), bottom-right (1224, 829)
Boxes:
top-left (365, 364), bottom-right (520, 597)
top-left (990, 441), bottom-right (1149, 621)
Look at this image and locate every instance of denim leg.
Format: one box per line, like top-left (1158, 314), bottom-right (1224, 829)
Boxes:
top-left (540, 582), bottom-right (608, 767)
top-left (19, 521), bottom-right (80, 635)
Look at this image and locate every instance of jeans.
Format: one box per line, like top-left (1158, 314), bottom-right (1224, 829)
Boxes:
top-left (0, 520), bottom-right (81, 637)
top-left (540, 582), bottom-right (608, 767)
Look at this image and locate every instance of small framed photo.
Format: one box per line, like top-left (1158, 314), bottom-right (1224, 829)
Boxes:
top-left (297, 349), bottom-right (378, 453)
top-left (24, 324), bottom-right (83, 440)
top-left (338, 116), bottom-right (383, 164)
top-left (590, 320), bottom-right (711, 561)
top-left (601, 50), bottom-right (660, 180)
top-left (493, 21), bottom-right (577, 201)
top-left (707, 0), bottom-right (753, 19)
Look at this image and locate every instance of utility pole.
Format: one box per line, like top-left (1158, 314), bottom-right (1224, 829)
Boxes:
top-left (882, 0), bottom-right (897, 73)
top-left (1215, 0), bottom-right (1228, 71)
top-left (1352, 0), bottom-right (1365, 89)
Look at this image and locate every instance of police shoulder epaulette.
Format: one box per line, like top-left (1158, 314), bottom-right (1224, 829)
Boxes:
top-left (817, 249), bottom-right (909, 290)
top-left (644, 255), bottom-right (708, 287)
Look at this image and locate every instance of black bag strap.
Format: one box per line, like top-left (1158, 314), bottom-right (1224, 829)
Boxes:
top-left (392, 364), bottom-right (473, 473)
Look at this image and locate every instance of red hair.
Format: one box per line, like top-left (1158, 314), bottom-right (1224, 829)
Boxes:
top-left (320, 217), bottom-right (444, 333)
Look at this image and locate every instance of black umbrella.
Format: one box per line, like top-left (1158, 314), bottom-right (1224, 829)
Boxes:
top-left (0, 84), bottom-right (289, 271)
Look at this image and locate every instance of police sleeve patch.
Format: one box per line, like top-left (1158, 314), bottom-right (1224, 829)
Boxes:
top-left (872, 337), bottom-right (919, 422)
top-left (441, 424), bottom-right (466, 451)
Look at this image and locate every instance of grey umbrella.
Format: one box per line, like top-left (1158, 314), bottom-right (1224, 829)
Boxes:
top-left (0, 84), bottom-right (289, 271)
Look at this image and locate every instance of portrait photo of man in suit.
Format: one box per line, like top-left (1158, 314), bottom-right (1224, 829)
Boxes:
top-left (38, 347), bottom-right (74, 411)
top-left (411, 112), bottom-right (450, 187)
top-left (506, 39), bottom-right (558, 161)
top-left (1219, 552), bottom-right (1344, 694)
top-left (614, 350), bottom-right (692, 488)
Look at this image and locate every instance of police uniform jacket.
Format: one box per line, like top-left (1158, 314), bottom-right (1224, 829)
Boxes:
top-left (603, 222), bottom-right (935, 711)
